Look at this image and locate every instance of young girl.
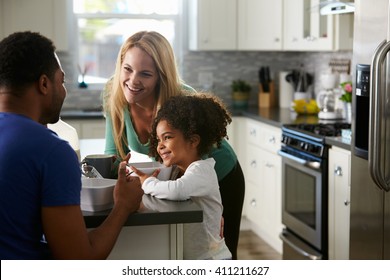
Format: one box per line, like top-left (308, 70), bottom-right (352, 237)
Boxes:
top-left (131, 93), bottom-right (232, 260)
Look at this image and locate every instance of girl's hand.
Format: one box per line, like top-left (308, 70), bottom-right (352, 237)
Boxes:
top-left (129, 165), bottom-right (160, 185)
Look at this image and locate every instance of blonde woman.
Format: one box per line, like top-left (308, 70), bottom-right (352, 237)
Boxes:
top-left (103, 31), bottom-right (244, 259)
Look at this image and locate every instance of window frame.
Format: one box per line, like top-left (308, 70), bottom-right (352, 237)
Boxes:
top-left (72, 1), bottom-right (184, 87)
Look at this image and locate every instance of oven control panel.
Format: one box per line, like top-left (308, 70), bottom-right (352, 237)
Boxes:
top-left (281, 134), bottom-right (324, 158)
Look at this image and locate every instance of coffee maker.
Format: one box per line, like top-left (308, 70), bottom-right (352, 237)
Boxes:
top-left (316, 73), bottom-right (343, 119)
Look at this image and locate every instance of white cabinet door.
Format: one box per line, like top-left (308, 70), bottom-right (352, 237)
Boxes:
top-left (328, 146), bottom-right (351, 260)
top-left (1, 0), bottom-right (70, 51)
top-left (244, 143), bottom-right (282, 253)
top-left (238, 0), bottom-right (282, 50)
top-left (228, 117), bottom-right (246, 164)
top-left (258, 150), bottom-right (282, 253)
top-left (244, 182), bottom-right (261, 227)
top-left (107, 225), bottom-right (182, 260)
top-left (283, 0), bottom-right (353, 51)
top-left (82, 120), bottom-right (106, 139)
top-left (243, 119), bottom-right (282, 253)
top-left (188, 0), bottom-right (237, 50)
top-left (66, 119), bottom-right (106, 139)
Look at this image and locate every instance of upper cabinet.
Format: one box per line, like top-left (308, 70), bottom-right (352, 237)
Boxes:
top-left (188, 0), bottom-right (237, 51)
top-left (283, 0), bottom-right (353, 51)
top-left (188, 0), bottom-right (282, 51)
top-left (188, 0), bottom-right (353, 52)
top-left (238, 0), bottom-right (282, 50)
top-left (0, 0), bottom-right (72, 51)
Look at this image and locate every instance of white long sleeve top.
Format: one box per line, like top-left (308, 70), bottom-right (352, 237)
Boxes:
top-left (142, 158), bottom-right (232, 260)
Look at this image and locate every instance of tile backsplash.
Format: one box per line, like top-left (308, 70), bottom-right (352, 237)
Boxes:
top-left (58, 50), bottom-right (352, 110)
top-left (181, 50), bottom-right (352, 107)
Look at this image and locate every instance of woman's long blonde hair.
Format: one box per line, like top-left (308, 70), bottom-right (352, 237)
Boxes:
top-left (104, 31), bottom-right (183, 159)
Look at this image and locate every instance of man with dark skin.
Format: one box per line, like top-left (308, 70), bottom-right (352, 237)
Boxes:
top-left (0, 31), bottom-right (143, 259)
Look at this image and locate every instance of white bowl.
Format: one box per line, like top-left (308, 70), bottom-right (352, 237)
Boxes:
top-left (129, 162), bottom-right (172, 181)
top-left (81, 178), bottom-right (116, 212)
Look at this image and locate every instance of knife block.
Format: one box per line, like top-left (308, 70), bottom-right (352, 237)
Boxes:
top-left (258, 82), bottom-right (276, 108)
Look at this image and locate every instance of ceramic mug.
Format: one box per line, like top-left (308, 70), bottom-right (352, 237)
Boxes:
top-left (82, 154), bottom-right (115, 179)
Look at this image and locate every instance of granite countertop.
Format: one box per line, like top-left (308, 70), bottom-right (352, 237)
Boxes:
top-left (232, 106), bottom-right (351, 150)
top-left (83, 194), bottom-right (203, 228)
top-left (325, 136), bottom-right (351, 151)
top-left (60, 109), bottom-right (104, 119)
top-left (63, 105), bottom-right (351, 150)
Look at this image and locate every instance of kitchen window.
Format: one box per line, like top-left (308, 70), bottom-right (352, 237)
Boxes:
top-left (73, 0), bottom-right (183, 86)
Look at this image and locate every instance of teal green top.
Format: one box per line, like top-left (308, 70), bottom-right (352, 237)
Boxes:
top-left (104, 106), bottom-right (237, 181)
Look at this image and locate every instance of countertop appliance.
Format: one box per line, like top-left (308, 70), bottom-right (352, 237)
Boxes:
top-left (279, 122), bottom-right (350, 259)
top-left (349, 0), bottom-right (390, 259)
top-left (316, 73), bottom-right (343, 120)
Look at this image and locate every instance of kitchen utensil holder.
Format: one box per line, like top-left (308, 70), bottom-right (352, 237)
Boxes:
top-left (258, 81), bottom-right (276, 108)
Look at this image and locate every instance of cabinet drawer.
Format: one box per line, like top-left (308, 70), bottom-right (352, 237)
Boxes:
top-left (260, 125), bottom-right (281, 153)
top-left (246, 119), bottom-right (281, 153)
top-left (246, 119), bottom-right (262, 146)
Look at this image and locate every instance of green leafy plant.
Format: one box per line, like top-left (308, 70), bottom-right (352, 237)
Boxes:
top-left (339, 81), bottom-right (352, 103)
top-left (231, 79), bottom-right (252, 92)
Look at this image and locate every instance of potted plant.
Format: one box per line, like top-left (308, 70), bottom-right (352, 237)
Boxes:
top-left (231, 79), bottom-right (252, 107)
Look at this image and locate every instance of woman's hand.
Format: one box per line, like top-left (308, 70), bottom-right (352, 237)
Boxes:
top-left (129, 165), bottom-right (160, 185)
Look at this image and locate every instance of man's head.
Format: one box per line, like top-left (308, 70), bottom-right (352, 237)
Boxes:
top-left (0, 31), bottom-right (66, 124)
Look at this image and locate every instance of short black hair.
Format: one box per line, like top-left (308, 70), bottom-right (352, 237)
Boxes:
top-left (0, 31), bottom-right (58, 94)
top-left (149, 93), bottom-right (232, 162)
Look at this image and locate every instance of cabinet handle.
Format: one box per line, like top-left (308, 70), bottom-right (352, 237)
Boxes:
top-left (250, 199), bottom-right (257, 207)
top-left (344, 200), bottom-right (350, 206)
top-left (268, 136), bottom-right (276, 143)
top-left (292, 37), bottom-right (298, 42)
top-left (250, 160), bottom-right (257, 168)
top-left (305, 36), bottom-right (317, 42)
top-left (249, 129), bottom-right (257, 137)
top-left (334, 166), bottom-right (343, 176)
top-left (265, 162), bottom-right (273, 168)
top-left (274, 38), bottom-right (280, 42)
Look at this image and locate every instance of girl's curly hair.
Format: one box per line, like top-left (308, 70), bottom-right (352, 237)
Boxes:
top-left (149, 93), bottom-right (232, 162)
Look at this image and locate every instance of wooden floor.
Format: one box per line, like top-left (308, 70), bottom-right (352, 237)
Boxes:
top-left (237, 230), bottom-right (282, 260)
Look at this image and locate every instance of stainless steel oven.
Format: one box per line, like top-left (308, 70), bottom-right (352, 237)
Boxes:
top-left (278, 123), bottom-right (350, 260)
top-left (279, 148), bottom-right (325, 259)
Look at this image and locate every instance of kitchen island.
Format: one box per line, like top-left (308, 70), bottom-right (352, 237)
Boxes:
top-left (84, 194), bottom-right (203, 260)
top-left (78, 138), bottom-right (203, 260)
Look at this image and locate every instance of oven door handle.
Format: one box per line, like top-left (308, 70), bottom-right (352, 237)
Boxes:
top-left (279, 231), bottom-right (322, 260)
top-left (278, 150), bottom-right (321, 170)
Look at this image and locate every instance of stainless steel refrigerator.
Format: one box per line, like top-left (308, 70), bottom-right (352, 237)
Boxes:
top-left (350, 0), bottom-right (390, 259)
